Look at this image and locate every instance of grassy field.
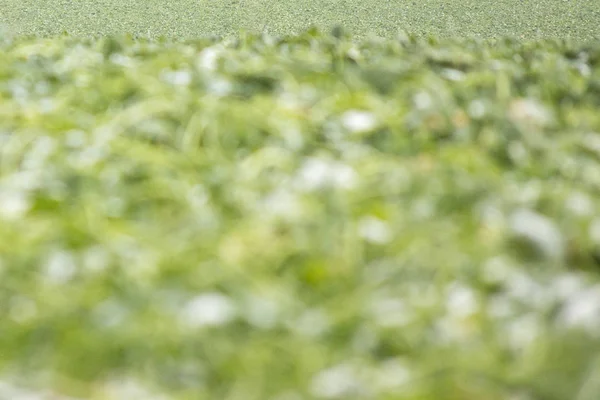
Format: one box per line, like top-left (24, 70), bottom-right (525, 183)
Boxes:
top-left (2, 0), bottom-right (600, 399)
top-left (2, 0), bottom-right (600, 40)
top-left (1, 29), bottom-right (600, 399)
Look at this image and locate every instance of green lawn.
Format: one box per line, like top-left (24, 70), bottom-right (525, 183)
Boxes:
top-left (2, 0), bottom-right (600, 40)
top-left (2, 0), bottom-right (600, 399)
top-left (1, 30), bottom-right (600, 399)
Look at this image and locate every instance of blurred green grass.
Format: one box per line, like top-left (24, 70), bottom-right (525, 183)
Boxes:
top-left (1, 30), bottom-right (600, 399)
top-left (2, 0), bottom-right (600, 40)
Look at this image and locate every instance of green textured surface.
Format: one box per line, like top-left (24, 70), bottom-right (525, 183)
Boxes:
top-left (1, 0), bottom-right (599, 40)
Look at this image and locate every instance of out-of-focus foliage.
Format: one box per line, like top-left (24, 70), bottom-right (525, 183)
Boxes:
top-left (0, 30), bottom-right (600, 399)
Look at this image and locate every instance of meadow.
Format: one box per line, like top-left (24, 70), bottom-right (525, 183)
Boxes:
top-left (1, 1), bottom-right (600, 400)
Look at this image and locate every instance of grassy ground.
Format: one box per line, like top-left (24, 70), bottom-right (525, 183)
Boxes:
top-left (1, 0), bottom-right (600, 40)
top-left (1, 30), bottom-right (600, 399)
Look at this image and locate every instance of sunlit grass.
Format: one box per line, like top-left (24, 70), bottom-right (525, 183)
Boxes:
top-left (2, 0), bottom-right (599, 40)
top-left (1, 31), bottom-right (599, 399)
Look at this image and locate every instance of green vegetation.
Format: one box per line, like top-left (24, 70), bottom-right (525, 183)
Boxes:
top-left (1, 30), bottom-right (600, 399)
top-left (2, 0), bottom-right (599, 40)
